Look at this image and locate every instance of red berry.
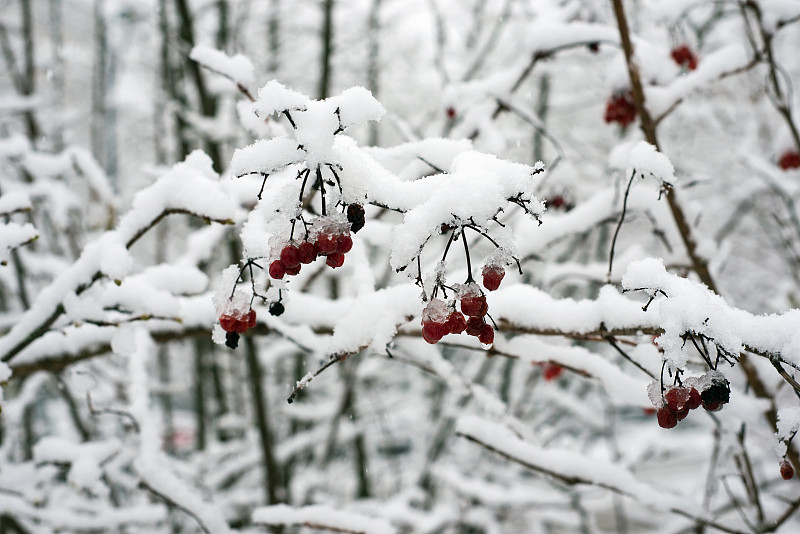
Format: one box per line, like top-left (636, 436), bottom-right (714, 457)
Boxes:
top-left (702, 400), bottom-right (722, 412)
top-left (687, 387), bottom-right (702, 410)
top-left (780, 460), bottom-right (795, 480)
top-left (465, 316), bottom-right (485, 337)
top-left (298, 242), bottom-right (316, 264)
top-left (445, 311), bottom-right (467, 334)
top-left (478, 324), bottom-right (494, 345)
top-left (657, 406), bottom-right (678, 429)
top-left (326, 252), bottom-right (345, 268)
top-left (482, 265), bottom-right (505, 292)
top-left (671, 45), bottom-right (698, 70)
top-left (604, 91), bottom-right (636, 127)
top-left (219, 314), bottom-right (237, 333)
top-left (422, 321), bottom-right (447, 344)
top-left (542, 363), bottom-right (563, 382)
top-left (549, 196), bottom-right (565, 209)
top-left (280, 245), bottom-right (300, 268)
top-left (315, 233), bottom-right (337, 255)
top-left (336, 234), bottom-right (353, 254)
top-left (233, 318), bottom-right (249, 334)
top-left (675, 407), bottom-right (690, 421)
top-left (665, 387), bottom-right (690, 413)
top-left (461, 294), bottom-right (488, 317)
top-left (446, 107), bottom-right (456, 119)
top-left (247, 309), bottom-right (257, 328)
top-left (285, 264), bottom-right (301, 276)
top-left (269, 260), bottom-right (286, 279)
top-left (779, 150), bottom-right (800, 170)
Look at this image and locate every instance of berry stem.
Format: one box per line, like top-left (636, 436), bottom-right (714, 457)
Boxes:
top-left (461, 227), bottom-right (474, 283)
top-left (317, 166), bottom-right (327, 216)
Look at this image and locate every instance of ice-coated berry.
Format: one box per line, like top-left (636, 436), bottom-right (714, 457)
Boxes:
top-left (326, 252), bottom-right (345, 268)
top-left (422, 321), bottom-right (447, 344)
top-left (445, 311), bottom-right (467, 334)
top-left (298, 242), bottom-right (316, 264)
top-left (671, 45), bottom-right (698, 70)
top-left (701, 379), bottom-right (730, 406)
top-left (337, 234), bottom-right (353, 254)
top-left (780, 460), bottom-right (795, 480)
top-left (542, 363), bottom-right (563, 382)
top-left (687, 387), bottom-right (702, 410)
top-left (285, 264), bottom-right (301, 276)
top-left (461, 294), bottom-right (488, 317)
top-left (280, 245), bottom-right (300, 268)
top-left (219, 314), bottom-right (237, 333)
top-left (665, 387), bottom-right (690, 413)
top-left (315, 233), bottom-right (338, 255)
top-left (269, 301), bottom-right (285, 316)
top-left (247, 309), bottom-right (257, 328)
top-left (269, 260), bottom-right (286, 279)
top-left (465, 316), bottom-right (485, 337)
top-left (233, 317), bottom-right (249, 334)
top-left (779, 151), bottom-right (800, 170)
top-left (478, 324), bottom-right (494, 345)
top-left (225, 331), bottom-right (240, 349)
top-left (657, 406), bottom-right (678, 429)
top-left (482, 265), bottom-right (505, 292)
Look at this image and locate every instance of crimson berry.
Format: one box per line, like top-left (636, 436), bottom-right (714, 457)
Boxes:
top-left (461, 294), bottom-right (488, 317)
top-left (780, 460), bottom-right (795, 480)
top-left (316, 233), bottom-right (337, 255)
top-left (687, 387), bottom-right (702, 410)
top-left (549, 196), bottom-right (565, 209)
top-left (671, 45), bottom-right (698, 70)
top-left (280, 245), bottom-right (300, 268)
top-left (465, 316), bottom-right (485, 337)
top-left (482, 265), bottom-right (505, 292)
top-left (446, 107), bottom-right (456, 119)
top-left (337, 234), bottom-right (353, 254)
top-left (298, 242), bottom-right (316, 264)
top-left (604, 91), bottom-right (636, 127)
top-left (219, 314), bottom-right (237, 333)
top-left (702, 400), bottom-right (722, 412)
top-left (675, 407), bottom-right (690, 421)
top-left (269, 260), bottom-right (286, 279)
top-left (285, 264), bottom-right (301, 276)
top-left (779, 151), bottom-right (800, 170)
top-left (665, 387), bottom-right (690, 413)
top-left (233, 318), bottom-right (249, 334)
top-left (445, 311), bottom-right (467, 334)
top-left (542, 363), bottom-right (563, 382)
top-left (422, 321), bottom-right (447, 344)
top-left (478, 324), bottom-right (494, 345)
top-left (657, 406), bottom-right (678, 429)
top-left (247, 309), bottom-right (257, 328)
top-left (326, 252), bottom-right (345, 268)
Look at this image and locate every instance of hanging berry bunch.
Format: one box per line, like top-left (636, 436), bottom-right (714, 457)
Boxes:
top-left (213, 82), bottom-right (385, 340)
top-left (670, 45), bottom-right (699, 71)
top-left (604, 89), bottom-right (637, 128)
top-left (650, 371), bottom-right (730, 429)
top-left (388, 152), bottom-right (546, 348)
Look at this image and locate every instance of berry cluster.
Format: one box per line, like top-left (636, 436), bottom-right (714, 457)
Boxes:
top-left (269, 227), bottom-right (354, 280)
top-left (604, 90), bottom-right (637, 128)
top-left (670, 45), bottom-right (698, 71)
top-left (421, 286), bottom-right (496, 346)
top-left (219, 309), bottom-right (257, 349)
top-left (655, 373), bottom-right (731, 429)
top-left (779, 150), bottom-right (800, 170)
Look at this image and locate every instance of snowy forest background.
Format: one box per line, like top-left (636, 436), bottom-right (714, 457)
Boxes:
top-left (2, 0), bottom-right (800, 532)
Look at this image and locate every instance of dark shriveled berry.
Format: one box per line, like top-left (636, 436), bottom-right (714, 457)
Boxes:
top-left (225, 331), bottom-right (240, 350)
top-left (347, 204), bottom-right (366, 233)
top-left (701, 379), bottom-right (730, 406)
top-left (269, 302), bottom-right (285, 316)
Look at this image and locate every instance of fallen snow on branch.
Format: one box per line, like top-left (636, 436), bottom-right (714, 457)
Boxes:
top-left (253, 504), bottom-right (396, 534)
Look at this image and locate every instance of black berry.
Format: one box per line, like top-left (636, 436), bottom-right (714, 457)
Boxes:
top-left (269, 302), bottom-right (285, 316)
